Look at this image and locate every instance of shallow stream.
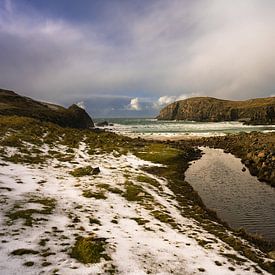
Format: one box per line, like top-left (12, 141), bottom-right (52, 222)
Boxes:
top-left (185, 147), bottom-right (275, 242)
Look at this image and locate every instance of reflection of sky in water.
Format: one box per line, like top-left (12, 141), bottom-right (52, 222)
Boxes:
top-left (185, 147), bottom-right (275, 242)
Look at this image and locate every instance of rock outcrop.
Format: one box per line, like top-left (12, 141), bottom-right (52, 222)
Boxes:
top-left (0, 88), bottom-right (94, 129)
top-left (157, 97), bottom-right (275, 124)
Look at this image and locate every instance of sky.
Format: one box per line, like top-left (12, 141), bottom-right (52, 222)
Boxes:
top-left (0, 0), bottom-right (275, 117)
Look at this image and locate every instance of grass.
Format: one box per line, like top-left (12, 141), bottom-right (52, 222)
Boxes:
top-left (97, 183), bottom-right (123, 195)
top-left (89, 217), bottom-right (101, 225)
top-left (7, 196), bottom-right (56, 226)
top-left (82, 190), bottom-right (106, 199)
top-left (124, 181), bottom-right (147, 202)
top-left (136, 175), bottom-right (163, 190)
top-left (151, 210), bottom-right (178, 229)
top-left (135, 143), bottom-right (182, 165)
top-left (70, 166), bottom-right (94, 177)
top-left (10, 249), bottom-right (39, 256)
top-left (23, 261), bottom-right (34, 267)
top-left (0, 115), bottom-right (274, 273)
top-left (70, 236), bottom-right (109, 264)
top-left (131, 217), bottom-right (149, 226)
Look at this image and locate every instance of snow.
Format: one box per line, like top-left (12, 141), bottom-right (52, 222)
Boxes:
top-left (0, 141), bottom-right (271, 274)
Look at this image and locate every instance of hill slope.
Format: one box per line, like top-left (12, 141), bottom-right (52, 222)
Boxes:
top-left (0, 116), bottom-right (273, 274)
top-left (157, 97), bottom-right (275, 124)
top-left (0, 88), bottom-right (94, 128)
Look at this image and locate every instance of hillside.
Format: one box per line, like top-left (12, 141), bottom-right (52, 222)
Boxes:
top-left (0, 89), bottom-right (94, 129)
top-left (157, 97), bottom-right (275, 124)
top-left (0, 116), bottom-right (274, 274)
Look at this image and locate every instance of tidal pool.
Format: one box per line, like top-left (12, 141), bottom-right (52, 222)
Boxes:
top-left (185, 147), bottom-right (275, 242)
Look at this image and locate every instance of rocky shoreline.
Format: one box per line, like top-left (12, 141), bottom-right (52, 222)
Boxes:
top-left (178, 132), bottom-right (275, 187)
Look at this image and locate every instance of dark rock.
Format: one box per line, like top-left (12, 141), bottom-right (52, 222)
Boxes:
top-left (92, 167), bottom-right (100, 175)
top-left (242, 167), bottom-right (246, 172)
top-left (0, 88), bottom-right (94, 129)
top-left (96, 121), bottom-right (109, 127)
top-left (157, 96), bottom-right (275, 124)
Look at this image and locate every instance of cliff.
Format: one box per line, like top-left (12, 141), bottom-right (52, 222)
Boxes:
top-left (157, 96), bottom-right (275, 124)
top-left (0, 88), bottom-right (94, 128)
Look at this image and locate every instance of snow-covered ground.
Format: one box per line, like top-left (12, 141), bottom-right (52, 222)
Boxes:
top-left (0, 141), bottom-right (271, 274)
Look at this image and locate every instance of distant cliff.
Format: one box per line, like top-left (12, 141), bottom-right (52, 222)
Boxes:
top-left (157, 97), bottom-right (275, 124)
top-left (0, 88), bottom-right (94, 129)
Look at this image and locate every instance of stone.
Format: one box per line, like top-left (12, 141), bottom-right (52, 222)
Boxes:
top-left (92, 167), bottom-right (100, 175)
top-left (96, 121), bottom-right (109, 127)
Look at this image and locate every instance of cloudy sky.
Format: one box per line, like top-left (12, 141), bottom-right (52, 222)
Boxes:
top-left (0, 0), bottom-right (275, 117)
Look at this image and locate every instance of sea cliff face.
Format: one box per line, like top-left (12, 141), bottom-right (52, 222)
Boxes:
top-left (157, 97), bottom-right (275, 124)
top-left (0, 88), bottom-right (94, 129)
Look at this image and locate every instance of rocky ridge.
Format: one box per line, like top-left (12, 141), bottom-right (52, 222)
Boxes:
top-left (157, 96), bottom-right (275, 124)
top-left (0, 88), bottom-right (94, 129)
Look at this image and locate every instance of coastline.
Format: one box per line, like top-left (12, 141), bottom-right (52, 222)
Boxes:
top-left (0, 116), bottom-right (274, 274)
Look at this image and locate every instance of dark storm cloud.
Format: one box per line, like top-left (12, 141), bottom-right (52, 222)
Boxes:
top-left (0, 0), bottom-right (275, 117)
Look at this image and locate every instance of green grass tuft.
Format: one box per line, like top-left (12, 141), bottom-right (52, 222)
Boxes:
top-left (70, 166), bottom-right (100, 177)
top-left (70, 237), bottom-right (109, 264)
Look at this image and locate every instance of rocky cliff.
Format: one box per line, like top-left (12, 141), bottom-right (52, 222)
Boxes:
top-left (157, 96), bottom-right (275, 124)
top-left (0, 88), bottom-right (94, 128)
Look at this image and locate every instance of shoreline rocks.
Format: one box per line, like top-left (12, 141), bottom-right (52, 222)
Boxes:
top-left (182, 132), bottom-right (275, 187)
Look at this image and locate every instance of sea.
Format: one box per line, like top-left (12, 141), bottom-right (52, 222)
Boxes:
top-left (94, 118), bottom-right (275, 139)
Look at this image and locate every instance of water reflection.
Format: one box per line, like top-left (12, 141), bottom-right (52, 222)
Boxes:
top-left (185, 147), bottom-right (275, 242)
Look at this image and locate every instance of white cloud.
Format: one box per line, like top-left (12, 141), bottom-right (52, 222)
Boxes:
top-left (127, 98), bottom-right (141, 111)
top-left (158, 96), bottom-right (177, 106)
top-left (153, 94), bottom-right (194, 109)
top-left (76, 101), bottom-right (85, 110)
top-left (0, 0), bottom-right (275, 111)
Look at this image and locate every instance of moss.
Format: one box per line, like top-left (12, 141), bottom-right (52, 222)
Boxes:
top-left (2, 153), bottom-right (47, 165)
top-left (10, 249), bottom-right (39, 256)
top-left (57, 154), bottom-right (75, 162)
top-left (39, 239), bottom-right (49, 247)
top-left (41, 251), bottom-right (56, 257)
top-left (7, 196), bottom-right (56, 226)
top-left (136, 175), bottom-right (163, 190)
top-left (131, 217), bottom-right (149, 226)
top-left (0, 115), bottom-right (273, 273)
top-left (124, 181), bottom-right (147, 202)
top-left (221, 253), bottom-right (247, 263)
top-left (70, 237), bottom-right (109, 264)
top-left (89, 217), bottom-right (101, 225)
top-left (97, 183), bottom-right (123, 195)
top-left (1, 134), bottom-right (23, 147)
top-left (70, 166), bottom-right (100, 177)
top-left (41, 262), bottom-right (51, 267)
top-left (214, 260), bottom-right (222, 266)
top-left (70, 166), bottom-right (93, 177)
top-left (28, 196), bottom-right (56, 209)
top-left (151, 210), bottom-right (176, 226)
top-left (7, 209), bottom-right (40, 226)
top-left (135, 143), bottom-right (182, 165)
top-left (23, 261), bottom-right (34, 267)
top-left (197, 239), bottom-right (214, 248)
top-left (82, 190), bottom-right (106, 199)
